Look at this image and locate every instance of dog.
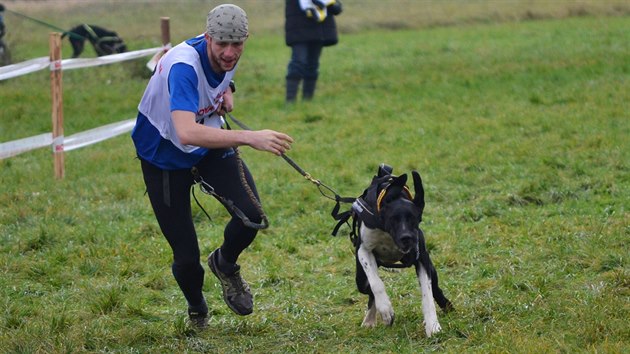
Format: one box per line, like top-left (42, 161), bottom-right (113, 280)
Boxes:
top-left (62, 24), bottom-right (127, 58)
top-left (335, 164), bottom-right (453, 337)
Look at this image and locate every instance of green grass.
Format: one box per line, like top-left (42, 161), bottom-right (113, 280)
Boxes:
top-left (1, 1), bottom-right (629, 353)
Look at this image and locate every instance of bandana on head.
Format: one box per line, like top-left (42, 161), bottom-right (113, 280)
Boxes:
top-left (206, 4), bottom-right (249, 42)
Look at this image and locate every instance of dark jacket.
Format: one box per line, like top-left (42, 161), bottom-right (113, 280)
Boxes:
top-left (285, 0), bottom-right (342, 47)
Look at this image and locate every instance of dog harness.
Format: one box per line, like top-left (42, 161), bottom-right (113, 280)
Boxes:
top-left (81, 24), bottom-right (124, 55)
top-left (331, 169), bottom-right (412, 238)
top-left (352, 175), bottom-right (413, 229)
top-left (330, 165), bottom-right (421, 268)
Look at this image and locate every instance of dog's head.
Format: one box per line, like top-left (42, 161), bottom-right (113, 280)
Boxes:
top-left (377, 171), bottom-right (425, 254)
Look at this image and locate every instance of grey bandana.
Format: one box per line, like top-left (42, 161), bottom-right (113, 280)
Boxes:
top-left (206, 4), bottom-right (249, 42)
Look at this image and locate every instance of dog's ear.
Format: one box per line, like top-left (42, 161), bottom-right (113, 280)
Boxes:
top-left (412, 171), bottom-right (425, 212)
top-left (383, 173), bottom-right (408, 203)
top-left (391, 173), bottom-right (407, 188)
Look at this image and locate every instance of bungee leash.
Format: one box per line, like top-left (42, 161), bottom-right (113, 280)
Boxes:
top-left (191, 166), bottom-right (269, 230)
top-left (225, 112), bottom-right (353, 201)
top-left (224, 112), bottom-right (357, 233)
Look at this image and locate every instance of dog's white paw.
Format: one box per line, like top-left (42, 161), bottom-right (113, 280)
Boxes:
top-left (373, 296), bottom-right (395, 326)
top-left (381, 309), bottom-right (395, 326)
top-left (377, 304), bottom-right (395, 326)
top-left (361, 316), bottom-right (377, 328)
top-left (424, 320), bottom-right (442, 337)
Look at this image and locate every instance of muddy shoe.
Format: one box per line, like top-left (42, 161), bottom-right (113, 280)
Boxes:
top-left (188, 311), bottom-right (208, 329)
top-left (208, 249), bottom-right (253, 316)
top-left (188, 300), bottom-right (208, 329)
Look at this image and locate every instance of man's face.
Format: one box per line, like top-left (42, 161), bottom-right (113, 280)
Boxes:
top-left (205, 33), bottom-right (245, 73)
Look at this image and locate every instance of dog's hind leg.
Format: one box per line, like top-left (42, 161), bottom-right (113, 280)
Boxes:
top-left (363, 295), bottom-right (378, 327)
top-left (357, 244), bottom-right (394, 326)
top-left (416, 260), bottom-right (441, 337)
top-left (429, 261), bottom-right (454, 312)
top-left (418, 245), bottom-right (454, 312)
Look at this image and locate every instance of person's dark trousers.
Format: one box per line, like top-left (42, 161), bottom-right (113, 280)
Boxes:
top-left (139, 148), bottom-right (262, 309)
top-left (286, 78), bottom-right (300, 103)
top-left (286, 41), bottom-right (323, 102)
top-left (302, 79), bottom-right (317, 101)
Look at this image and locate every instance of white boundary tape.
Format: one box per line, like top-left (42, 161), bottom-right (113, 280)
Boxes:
top-left (0, 132), bottom-right (52, 159)
top-left (0, 46), bottom-right (165, 81)
top-left (0, 118), bottom-right (136, 159)
top-left (0, 57), bottom-right (50, 81)
top-left (61, 47), bottom-right (164, 71)
top-left (65, 118), bottom-right (136, 151)
top-left (0, 44), bottom-right (170, 160)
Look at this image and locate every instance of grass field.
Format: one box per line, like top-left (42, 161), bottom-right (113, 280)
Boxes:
top-left (1, 1), bottom-right (629, 353)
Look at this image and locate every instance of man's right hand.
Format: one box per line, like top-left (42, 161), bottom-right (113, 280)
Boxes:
top-left (247, 130), bottom-right (293, 156)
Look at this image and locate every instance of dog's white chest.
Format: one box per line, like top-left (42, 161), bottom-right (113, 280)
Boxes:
top-left (360, 226), bottom-right (404, 263)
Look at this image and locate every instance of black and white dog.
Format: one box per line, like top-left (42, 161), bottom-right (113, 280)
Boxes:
top-left (336, 165), bottom-right (453, 337)
top-left (62, 24), bottom-right (127, 58)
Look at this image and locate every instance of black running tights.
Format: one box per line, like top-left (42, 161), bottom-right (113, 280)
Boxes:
top-left (140, 148), bottom-right (262, 307)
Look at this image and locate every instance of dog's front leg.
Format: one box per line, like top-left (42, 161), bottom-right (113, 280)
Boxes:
top-left (417, 262), bottom-right (441, 337)
top-left (357, 245), bottom-right (394, 326)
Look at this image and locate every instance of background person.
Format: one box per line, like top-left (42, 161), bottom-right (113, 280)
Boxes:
top-left (131, 4), bottom-right (293, 327)
top-left (284, 0), bottom-right (342, 102)
top-left (0, 3), bottom-right (5, 39)
top-left (0, 3), bottom-right (9, 66)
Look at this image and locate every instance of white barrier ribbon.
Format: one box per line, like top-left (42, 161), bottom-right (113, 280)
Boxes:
top-left (0, 57), bottom-right (49, 81)
top-left (0, 47), bottom-right (163, 80)
top-left (61, 47), bottom-right (163, 71)
top-left (0, 133), bottom-right (52, 159)
top-left (1, 45), bottom-right (164, 159)
top-left (64, 118), bottom-right (135, 151)
top-left (1, 118), bottom-right (136, 159)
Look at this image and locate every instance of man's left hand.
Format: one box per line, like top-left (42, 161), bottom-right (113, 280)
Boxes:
top-left (218, 88), bottom-right (234, 115)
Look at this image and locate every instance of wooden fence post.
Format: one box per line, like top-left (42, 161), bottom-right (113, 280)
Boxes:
top-left (49, 32), bottom-right (64, 179)
top-left (146, 17), bottom-right (170, 72)
top-left (161, 17), bottom-right (170, 47)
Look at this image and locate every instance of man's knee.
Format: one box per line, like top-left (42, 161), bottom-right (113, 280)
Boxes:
top-left (172, 256), bottom-right (203, 275)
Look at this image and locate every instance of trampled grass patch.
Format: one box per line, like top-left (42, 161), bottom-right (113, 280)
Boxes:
top-left (1, 1), bottom-right (629, 352)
